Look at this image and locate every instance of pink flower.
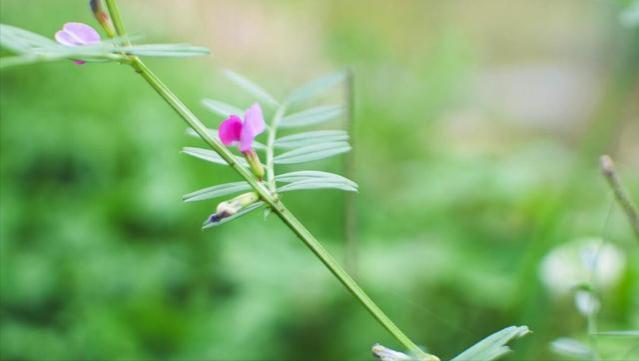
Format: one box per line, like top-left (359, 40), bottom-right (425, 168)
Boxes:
top-left (55, 22), bottom-right (101, 65)
top-left (218, 103), bottom-right (265, 152)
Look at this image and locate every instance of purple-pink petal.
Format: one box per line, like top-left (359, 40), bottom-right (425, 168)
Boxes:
top-left (239, 103), bottom-right (265, 152)
top-left (218, 115), bottom-right (243, 146)
top-left (63, 22), bottom-right (101, 44)
top-left (55, 31), bottom-right (79, 46)
top-left (55, 22), bottom-right (101, 46)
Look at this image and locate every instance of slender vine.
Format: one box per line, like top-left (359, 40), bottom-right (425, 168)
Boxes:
top-left (103, 0), bottom-right (435, 358)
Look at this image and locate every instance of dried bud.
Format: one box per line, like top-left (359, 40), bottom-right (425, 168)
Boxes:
top-left (204, 192), bottom-right (259, 226)
top-left (90, 0), bottom-right (117, 38)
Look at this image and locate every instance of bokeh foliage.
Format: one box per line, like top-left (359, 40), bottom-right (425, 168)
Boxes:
top-left (1, 1), bottom-right (638, 360)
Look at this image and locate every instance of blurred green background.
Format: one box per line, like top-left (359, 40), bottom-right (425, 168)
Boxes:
top-left (1, 1), bottom-right (638, 360)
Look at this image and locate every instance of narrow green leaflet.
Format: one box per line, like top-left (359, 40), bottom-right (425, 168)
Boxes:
top-left (286, 70), bottom-right (347, 105)
top-left (121, 44), bottom-right (210, 57)
top-left (620, 1), bottom-right (639, 28)
top-left (182, 147), bottom-right (248, 167)
top-left (276, 171), bottom-right (357, 188)
top-left (279, 105), bottom-right (344, 128)
top-left (451, 326), bottom-right (530, 361)
top-left (183, 181), bottom-right (251, 203)
top-left (594, 330), bottom-right (639, 337)
top-left (278, 179), bottom-right (357, 193)
top-left (549, 338), bottom-right (593, 358)
top-left (275, 130), bottom-right (348, 149)
top-left (202, 99), bottom-right (243, 118)
top-left (0, 23), bottom-right (57, 52)
top-left (224, 69), bottom-right (279, 108)
top-left (1, 54), bottom-right (83, 68)
top-left (202, 201), bottom-right (265, 229)
top-left (186, 127), bottom-right (266, 150)
top-left (274, 142), bottom-right (351, 164)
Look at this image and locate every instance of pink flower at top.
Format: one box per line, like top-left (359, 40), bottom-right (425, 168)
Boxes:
top-left (55, 22), bottom-right (101, 64)
top-left (218, 103), bottom-right (265, 152)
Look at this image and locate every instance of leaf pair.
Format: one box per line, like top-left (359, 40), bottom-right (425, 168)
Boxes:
top-left (183, 170), bottom-right (357, 203)
top-left (0, 23), bottom-right (210, 68)
top-left (451, 326), bottom-right (530, 361)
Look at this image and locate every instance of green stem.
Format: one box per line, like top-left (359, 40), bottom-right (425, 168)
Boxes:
top-left (104, 1), bottom-right (434, 358)
top-left (104, 0), bottom-right (131, 46)
top-left (134, 61), bottom-right (432, 358)
top-left (266, 105), bottom-right (287, 192)
top-left (600, 155), bottom-right (639, 242)
top-left (273, 205), bottom-right (433, 359)
top-left (343, 68), bottom-right (358, 274)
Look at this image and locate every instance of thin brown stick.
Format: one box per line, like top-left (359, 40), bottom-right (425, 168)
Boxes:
top-left (600, 155), bottom-right (639, 242)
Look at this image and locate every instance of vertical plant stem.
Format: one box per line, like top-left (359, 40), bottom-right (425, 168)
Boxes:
top-left (266, 105), bottom-right (287, 192)
top-left (343, 68), bottom-right (359, 274)
top-left (600, 155), bottom-right (639, 242)
top-left (104, 2), bottom-right (435, 358)
top-left (103, 0), bottom-right (131, 46)
top-left (587, 312), bottom-right (600, 361)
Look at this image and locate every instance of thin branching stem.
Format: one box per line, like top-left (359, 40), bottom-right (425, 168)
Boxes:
top-left (600, 155), bottom-right (639, 242)
top-left (343, 68), bottom-right (358, 275)
top-left (104, 1), bottom-right (435, 358)
top-left (266, 104), bottom-right (287, 192)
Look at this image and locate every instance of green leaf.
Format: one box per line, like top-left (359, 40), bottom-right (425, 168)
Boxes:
top-left (182, 147), bottom-right (248, 167)
top-left (278, 179), bottom-right (357, 193)
top-left (0, 23), bottom-right (57, 52)
top-left (183, 181), bottom-right (251, 203)
top-left (224, 69), bottom-right (279, 108)
top-left (274, 142), bottom-right (351, 164)
top-left (549, 338), bottom-right (593, 358)
top-left (451, 326), bottom-right (530, 361)
top-left (202, 201), bottom-right (265, 229)
top-left (202, 99), bottom-right (244, 118)
top-left (279, 105), bottom-right (344, 128)
top-left (594, 330), bottom-right (639, 337)
top-left (275, 130), bottom-right (348, 149)
top-left (620, 1), bottom-right (639, 28)
top-left (276, 171), bottom-right (357, 188)
top-left (122, 43), bottom-right (210, 57)
top-left (286, 70), bottom-right (347, 105)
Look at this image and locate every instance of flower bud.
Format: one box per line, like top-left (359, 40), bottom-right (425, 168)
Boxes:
top-left (89, 0), bottom-right (117, 38)
top-left (204, 192), bottom-right (259, 226)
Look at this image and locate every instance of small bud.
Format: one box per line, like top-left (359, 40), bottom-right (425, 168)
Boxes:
top-left (372, 344), bottom-right (412, 361)
top-left (203, 192), bottom-right (259, 226)
top-left (90, 0), bottom-right (117, 38)
top-left (372, 344), bottom-right (440, 361)
top-left (243, 149), bottom-right (265, 180)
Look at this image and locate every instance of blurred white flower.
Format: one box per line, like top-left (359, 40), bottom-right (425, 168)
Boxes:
top-left (574, 290), bottom-right (600, 317)
top-left (539, 238), bottom-right (626, 296)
